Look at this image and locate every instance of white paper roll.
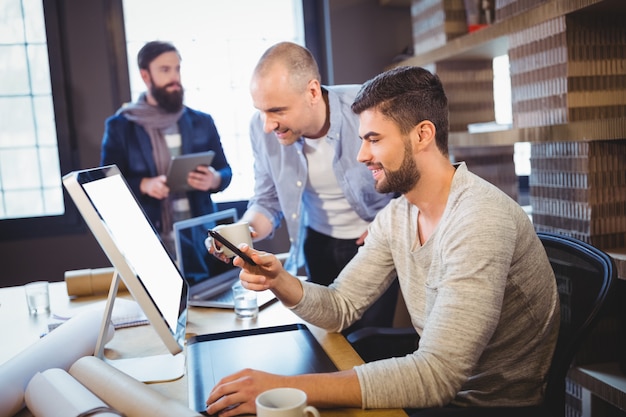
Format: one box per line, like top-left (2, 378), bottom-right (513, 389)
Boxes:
top-left (69, 356), bottom-right (203, 417)
top-left (25, 369), bottom-right (121, 417)
top-left (0, 309), bottom-right (113, 417)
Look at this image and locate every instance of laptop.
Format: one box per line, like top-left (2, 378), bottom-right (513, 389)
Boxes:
top-left (173, 209), bottom-right (276, 308)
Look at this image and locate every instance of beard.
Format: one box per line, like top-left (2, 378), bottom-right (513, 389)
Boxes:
top-left (376, 142), bottom-right (420, 194)
top-left (151, 82), bottom-right (184, 113)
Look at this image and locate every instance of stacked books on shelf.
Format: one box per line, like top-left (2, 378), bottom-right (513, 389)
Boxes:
top-left (451, 144), bottom-right (519, 202)
top-left (508, 16), bottom-right (568, 128)
top-left (494, 0), bottom-right (549, 21)
top-left (435, 59), bottom-right (495, 132)
top-left (530, 140), bottom-right (626, 250)
top-left (506, 6), bottom-right (626, 252)
top-left (508, 12), bottom-right (626, 129)
top-left (411, 0), bottom-right (468, 55)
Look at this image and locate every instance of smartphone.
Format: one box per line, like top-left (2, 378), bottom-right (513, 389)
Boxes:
top-left (207, 229), bottom-right (257, 266)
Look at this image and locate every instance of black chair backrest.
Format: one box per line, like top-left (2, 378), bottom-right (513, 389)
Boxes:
top-left (538, 232), bottom-right (617, 417)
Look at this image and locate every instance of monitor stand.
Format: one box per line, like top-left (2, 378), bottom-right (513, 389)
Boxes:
top-left (94, 270), bottom-right (185, 383)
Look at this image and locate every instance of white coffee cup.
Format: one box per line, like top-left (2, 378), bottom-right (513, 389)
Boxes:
top-left (256, 388), bottom-right (320, 417)
top-left (210, 222), bottom-right (253, 258)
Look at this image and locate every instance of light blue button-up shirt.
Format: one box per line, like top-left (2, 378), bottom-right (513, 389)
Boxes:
top-left (247, 85), bottom-right (394, 273)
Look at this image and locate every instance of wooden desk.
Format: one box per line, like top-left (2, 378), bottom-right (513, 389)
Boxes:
top-left (1, 282), bottom-right (406, 417)
top-left (0, 282), bottom-right (100, 366)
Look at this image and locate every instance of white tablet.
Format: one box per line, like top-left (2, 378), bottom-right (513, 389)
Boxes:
top-left (166, 151), bottom-right (215, 192)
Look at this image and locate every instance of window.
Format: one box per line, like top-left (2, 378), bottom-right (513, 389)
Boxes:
top-left (122, 0), bottom-right (305, 202)
top-left (493, 54), bottom-right (530, 177)
top-left (0, 0), bottom-right (80, 240)
top-left (0, 0), bottom-right (62, 220)
top-left (493, 54), bottom-right (512, 127)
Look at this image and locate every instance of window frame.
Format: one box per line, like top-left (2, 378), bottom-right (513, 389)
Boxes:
top-left (0, 0), bottom-right (85, 241)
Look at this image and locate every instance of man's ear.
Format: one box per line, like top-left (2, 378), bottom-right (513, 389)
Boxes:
top-left (412, 121), bottom-right (436, 148)
top-left (307, 79), bottom-right (323, 105)
top-left (140, 69), bottom-right (151, 87)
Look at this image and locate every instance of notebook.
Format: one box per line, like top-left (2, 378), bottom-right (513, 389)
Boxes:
top-left (186, 323), bottom-right (338, 414)
top-left (173, 209), bottom-right (276, 308)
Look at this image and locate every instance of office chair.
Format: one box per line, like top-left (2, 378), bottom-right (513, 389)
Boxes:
top-left (347, 325), bottom-right (419, 362)
top-left (346, 232), bottom-right (617, 417)
top-left (538, 232), bottom-right (617, 417)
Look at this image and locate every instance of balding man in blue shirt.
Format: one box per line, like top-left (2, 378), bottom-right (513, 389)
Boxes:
top-left (239, 42), bottom-right (397, 332)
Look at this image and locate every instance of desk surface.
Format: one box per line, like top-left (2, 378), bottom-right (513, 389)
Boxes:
top-left (1, 282), bottom-right (406, 417)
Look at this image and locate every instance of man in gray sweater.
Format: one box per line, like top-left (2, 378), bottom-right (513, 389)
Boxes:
top-left (206, 66), bottom-right (560, 416)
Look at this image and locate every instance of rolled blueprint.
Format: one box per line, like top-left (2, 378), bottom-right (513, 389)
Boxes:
top-left (0, 309), bottom-right (113, 417)
top-left (25, 368), bottom-right (121, 417)
top-left (65, 267), bottom-right (127, 297)
top-left (69, 356), bottom-right (203, 417)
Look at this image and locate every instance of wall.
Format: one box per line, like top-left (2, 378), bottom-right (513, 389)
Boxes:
top-left (0, 0), bottom-right (412, 287)
top-left (328, 0), bottom-right (412, 84)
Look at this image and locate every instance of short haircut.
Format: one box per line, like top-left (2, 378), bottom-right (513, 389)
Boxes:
top-left (253, 42), bottom-right (320, 92)
top-left (352, 66), bottom-right (450, 156)
top-left (137, 41), bottom-right (179, 70)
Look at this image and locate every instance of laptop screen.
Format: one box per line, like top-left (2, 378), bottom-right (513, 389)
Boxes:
top-left (173, 209), bottom-right (240, 290)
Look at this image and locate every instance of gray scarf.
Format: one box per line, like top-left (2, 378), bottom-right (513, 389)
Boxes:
top-left (117, 93), bottom-right (185, 246)
top-left (117, 93), bottom-right (184, 175)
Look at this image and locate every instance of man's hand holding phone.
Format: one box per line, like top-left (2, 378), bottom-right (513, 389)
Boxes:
top-left (205, 222), bottom-right (256, 265)
top-left (207, 229), bottom-right (257, 265)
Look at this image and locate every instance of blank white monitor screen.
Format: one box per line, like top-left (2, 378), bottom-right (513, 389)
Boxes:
top-left (83, 175), bottom-right (183, 329)
top-left (63, 165), bottom-right (187, 354)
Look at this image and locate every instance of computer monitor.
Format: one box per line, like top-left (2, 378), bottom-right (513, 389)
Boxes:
top-left (62, 165), bottom-right (188, 382)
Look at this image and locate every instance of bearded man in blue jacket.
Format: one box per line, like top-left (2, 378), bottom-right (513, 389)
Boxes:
top-left (101, 41), bottom-right (232, 257)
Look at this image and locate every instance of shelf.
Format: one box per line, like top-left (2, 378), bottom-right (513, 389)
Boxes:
top-left (607, 249), bottom-right (626, 281)
top-left (391, 0), bottom-right (614, 68)
top-left (448, 118), bottom-right (626, 147)
top-left (568, 363), bottom-right (626, 413)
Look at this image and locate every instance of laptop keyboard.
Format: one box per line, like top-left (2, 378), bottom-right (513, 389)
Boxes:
top-left (209, 289), bottom-right (234, 304)
top-left (191, 285), bottom-right (276, 307)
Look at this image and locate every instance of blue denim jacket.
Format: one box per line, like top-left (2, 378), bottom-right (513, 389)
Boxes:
top-left (247, 85), bottom-right (394, 272)
top-left (101, 106), bottom-right (233, 232)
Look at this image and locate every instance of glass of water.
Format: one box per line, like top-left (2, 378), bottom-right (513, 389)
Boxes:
top-left (24, 281), bottom-right (50, 315)
top-left (232, 281), bottom-right (258, 319)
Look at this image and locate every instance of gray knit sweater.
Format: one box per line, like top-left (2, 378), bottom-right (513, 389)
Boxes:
top-left (291, 163), bottom-right (559, 409)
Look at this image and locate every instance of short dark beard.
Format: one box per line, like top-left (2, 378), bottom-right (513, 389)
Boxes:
top-left (376, 141), bottom-right (420, 194)
top-left (151, 82), bottom-right (184, 113)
